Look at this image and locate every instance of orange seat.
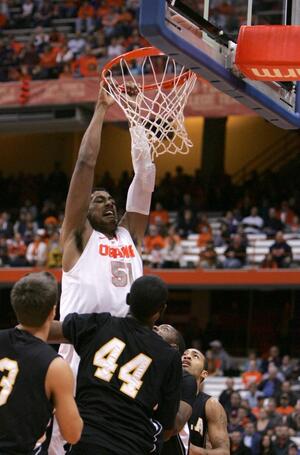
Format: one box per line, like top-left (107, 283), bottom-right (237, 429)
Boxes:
top-left (235, 25), bottom-right (300, 81)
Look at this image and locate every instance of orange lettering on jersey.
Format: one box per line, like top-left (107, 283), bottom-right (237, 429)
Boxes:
top-left (109, 247), bottom-right (117, 258)
top-left (114, 248), bottom-right (124, 258)
top-left (99, 243), bottom-right (135, 258)
top-left (99, 244), bottom-right (109, 256)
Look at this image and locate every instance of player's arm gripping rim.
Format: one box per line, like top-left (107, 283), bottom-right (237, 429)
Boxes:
top-left (60, 83), bottom-right (114, 268)
top-left (189, 398), bottom-right (230, 455)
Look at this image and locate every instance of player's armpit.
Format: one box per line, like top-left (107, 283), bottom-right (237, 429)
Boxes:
top-left (48, 321), bottom-right (70, 344)
top-left (46, 357), bottom-right (83, 445)
top-left (200, 398), bottom-right (230, 455)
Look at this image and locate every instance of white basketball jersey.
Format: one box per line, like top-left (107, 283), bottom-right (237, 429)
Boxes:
top-left (59, 226), bottom-right (143, 371)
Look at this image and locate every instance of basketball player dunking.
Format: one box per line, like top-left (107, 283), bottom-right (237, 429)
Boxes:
top-left (49, 84), bottom-right (156, 454)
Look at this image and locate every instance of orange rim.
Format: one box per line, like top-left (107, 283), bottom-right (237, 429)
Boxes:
top-left (101, 46), bottom-right (192, 91)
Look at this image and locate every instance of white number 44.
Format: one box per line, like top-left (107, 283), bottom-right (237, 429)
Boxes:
top-left (93, 337), bottom-right (152, 399)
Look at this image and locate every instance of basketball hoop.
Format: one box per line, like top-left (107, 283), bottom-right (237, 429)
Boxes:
top-left (101, 47), bottom-right (197, 159)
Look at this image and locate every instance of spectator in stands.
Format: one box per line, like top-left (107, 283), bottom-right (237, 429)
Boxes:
top-left (219, 377), bottom-right (235, 410)
top-left (223, 234), bottom-right (246, 269)
top-left (289, 215), bottom-right (300, 234)
top-left (242, 360), bottom-right (263, 387)
top-left (35, 0), bottom-right (55, 27)
top-left (222, 210), bottom-right (239, 235)
top-left (0, 236), bottom-right (9, 266)
top-left (26, 232), bottom-right (47, 266)
top-left (276, 394), bottom-right (295, 417)
top-left (276, 201), bottom-right (295, 228)
top-left (272, 425), bottom-right (292, 454)
top-left (256, 408), bottom-right (272, 434)
top-left (149, 202), bottom-right (169, 227)
top-left (7, 232), bottom-right (27, 267)
top-left (261, 252), bottom-right (278, 269)
top-left (39, 43), bottom-right (60, 79)
top-left (287, 442), bottom-right (299, 455)
top-left (209, 339), bottom-right (233, 375)
top-left (197, 225), bottom-right (213, 247)
top-left (72, 45), bottom-right (98, 77)
top-left (243, 422), bottom-right (262, 455)
top-left (143, 225), bottom-right (165, 268)
top-left (259, 434), bottom-right (274, 455)
top-left (230, 431), bottom-right (252, 455)
top-left (76, 1), bottom-right (95, 33)
top-left (264, 207), bottom-right (284, 237)
top-left (0, 0), bottom-right (9, 29)
top-left (198, 240), bottom-right (220, 269)
top-left (228, 411), bottom-right (245, 434)
top-left (287, 400), bottom-right (300, 435)
top-left (252, 396), bottom-right (266, 419)
top-left (243, 383), bottom-right (264, 409)
top-left (107, 36), bottom-right (125, 58)
top-left (68, 32), bottom-right (86, 56)
top-left (176, 208), bottom-right (198, 238)
top-left (160, 225), bottom-right (183, 268)
top-left (18, 0), bottom-right (35, 28)
top-left (60, 1), bottom-right (78, 19)
top-left (264, 398), bottom-right (283, 429)
top-left (0, 211), bottom-right (13, 238)
top-left (259, 365), bottom-right (282, 398)
top-left (242, 207), bottom-right (264, 234)
top-left (261, 346), bottom-right (282, 373)
top-left (243, 351), bottom-right (262, 372)
top-left (56, 43), bottom-right (74, 66)
top-left (269, 232), bottom-right (293, 268)
top-left (280, 357), bottom-right (295, 381)
top-left (276, 381), bottom-right (298, 407)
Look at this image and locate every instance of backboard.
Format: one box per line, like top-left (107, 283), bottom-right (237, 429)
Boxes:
top-left (139, 0), bottom-right (300, 129)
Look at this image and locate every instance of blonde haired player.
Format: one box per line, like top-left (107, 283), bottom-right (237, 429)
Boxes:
top-left (49, 83), bottom-right (156, 454)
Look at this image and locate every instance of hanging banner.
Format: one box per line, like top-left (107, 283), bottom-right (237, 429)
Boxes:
top-left (0, 77), bottom-right (253, 118)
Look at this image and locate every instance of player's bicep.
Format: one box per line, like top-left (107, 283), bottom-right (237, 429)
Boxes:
top-left (206, 398), bottom-right (230, 453)
top-left (61, 160), bottom-right (93, 244)
top-left (46, 358), bottom-right (83, 444)
top-left (175, 400), bottom-right (193, 432)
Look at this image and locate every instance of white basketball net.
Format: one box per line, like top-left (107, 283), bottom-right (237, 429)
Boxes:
top-left (103, 54), bottom-right (197, 159)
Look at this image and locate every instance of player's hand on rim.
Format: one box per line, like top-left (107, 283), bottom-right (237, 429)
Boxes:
top-left (96, 81), bottom-right (115, 110)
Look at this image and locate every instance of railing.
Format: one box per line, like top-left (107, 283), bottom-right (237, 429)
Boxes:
top-left (232, 131), bottom-right (300, 185)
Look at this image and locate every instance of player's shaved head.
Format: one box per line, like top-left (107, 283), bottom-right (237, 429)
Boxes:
top-left (154, 324), bottom-right (186, 354)
top-left (127, 275), bottom-right (168, 323)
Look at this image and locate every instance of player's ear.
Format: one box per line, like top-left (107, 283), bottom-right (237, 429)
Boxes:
top-left (126, 293), bottom-right (130, 306)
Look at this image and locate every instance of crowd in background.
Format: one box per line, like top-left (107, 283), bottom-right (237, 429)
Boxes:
top-left (0, 0), bottom-right (285, 82)
top-left (204, 342), bottom-right (300, 454)
top-left (0, 162), bottom-right (300, 269)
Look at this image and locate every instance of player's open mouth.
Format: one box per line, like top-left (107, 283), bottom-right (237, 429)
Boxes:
top-left (182, 360), bottom-right (191, 368)
top-left (103, 210), bottom-right (114, 217)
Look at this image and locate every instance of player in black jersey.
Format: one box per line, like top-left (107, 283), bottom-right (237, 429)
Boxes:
top-left (48, 275), bottom-right (182, 455)
top-left (154, 324), bottom-right (197, 455)
top-left (182, 348), bottom-right (230, 455)
top-left (0, 272), bottom-right (83, 454)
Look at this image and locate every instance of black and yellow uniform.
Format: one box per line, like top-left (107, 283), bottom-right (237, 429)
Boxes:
top-left (0, 328), bottom-right (58, 454)
top-left (63, 312), bottom-right (182, 455)
top-left (161, 370), bottom-right (197, 454)
top-left (189, 391), bottom-right (210, 448)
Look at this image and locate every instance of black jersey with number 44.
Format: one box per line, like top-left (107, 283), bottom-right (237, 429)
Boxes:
top-left (63, 312), bottom-right (182, 455)
top-left (0, 328), bottom-right (58, 454)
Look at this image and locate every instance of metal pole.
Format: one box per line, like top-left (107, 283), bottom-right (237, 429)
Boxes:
top-left (247, 0), bottom-right (253, 25)
top-left (204, 0), bottom-right (209, 20)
